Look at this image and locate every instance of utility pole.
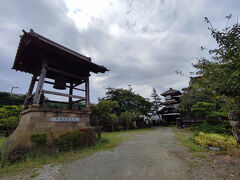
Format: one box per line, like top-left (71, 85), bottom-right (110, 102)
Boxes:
top-left (10, 86), bottom-right (19, 94)
top-left (128, 84), bottom-right (132, 91)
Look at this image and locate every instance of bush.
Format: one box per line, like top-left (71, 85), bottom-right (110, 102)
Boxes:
top-left (56, 131), bottom-right (83, 151)
top-left (194, 132), bottom-right (239, 154)
top-left (206, 111), bottom-right (228, 125)
top-left (116, 125), bottom-right (124, 131)
top-left (80, 128), bottom-right (98, 146)
top-left (0, 92), bottom-right (25, 107)
top-left (45, 102), bottom-right (85, 110)
top-left (0, 105), bottom-right (22, 119)
top-left (30, 133), bottom-right (47, 146)
top-left (56, 129), bottom-right (97, 151)
top-left (195, 120), bottom-right (232, 135)
top-left (90, 100), bottom-right (119, 130)
top-left (0, 105), bottom-right (22, 136)
top-left (0, 116), bottom-right (20, 137)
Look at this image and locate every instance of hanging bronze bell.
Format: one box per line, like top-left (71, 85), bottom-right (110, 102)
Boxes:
top-left (53, 75), bottom-right (66, 90)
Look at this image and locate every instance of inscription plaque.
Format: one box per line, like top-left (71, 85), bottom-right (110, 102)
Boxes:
top-left (50, 117), bottom-right (80, 122)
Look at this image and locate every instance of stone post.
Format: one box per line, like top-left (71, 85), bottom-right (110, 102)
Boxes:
top-left (229, 110), bottom-right (240, 146)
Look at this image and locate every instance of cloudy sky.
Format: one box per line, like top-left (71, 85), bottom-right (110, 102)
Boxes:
top-left (0, 0), bottom-right (239, 102)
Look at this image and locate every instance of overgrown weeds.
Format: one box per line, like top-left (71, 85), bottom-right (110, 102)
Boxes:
top-left (194, 132), bottom-right (240, 155)
top-left (175, 124), bottom-right (240, 157)
top-left (0, 138), bottom-right (108, 177)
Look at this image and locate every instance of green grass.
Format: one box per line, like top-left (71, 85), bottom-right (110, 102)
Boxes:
top-left (171, 127), bottom-right (207, 170)
top-left (30, 172), bottom-right (39, 178)
top-left (0, 137), bottom-right (7, 150)
top-left (172, 127), bottom-right (205, 152)
top-left (100, 128), bottom-right (154, 151)
top-left (0, 128), bottom-right (153, 178)
top-left (180, 136), bottom-right (205, 152)
top-left (172, 127), bottom-right (206, 160)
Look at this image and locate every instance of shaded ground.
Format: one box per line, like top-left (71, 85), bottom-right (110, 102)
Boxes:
top-left (2, 127), bottom-right (240, 180)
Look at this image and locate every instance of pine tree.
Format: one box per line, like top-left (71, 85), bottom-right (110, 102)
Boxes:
top-left (151, 88), bottom-right (161, 114)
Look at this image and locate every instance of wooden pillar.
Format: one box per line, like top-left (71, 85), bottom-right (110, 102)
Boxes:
top-left (68, 83), bottom-right (73, 109)
top-left (23, 74), bottom-right (37, 109)
top-left (85, 76), bottom-right (90, 109)
top-left (33, 62), bottom-right (47, 104)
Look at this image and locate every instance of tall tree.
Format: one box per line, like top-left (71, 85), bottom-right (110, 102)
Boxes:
top-left (104, 87), bottom-right (153, 115)
top-left (90, 100), bottom-right (119, 131)
top-left (151, 88), bottom-right (161, 113)
top-left (193, 15), bottom-right (240, 109)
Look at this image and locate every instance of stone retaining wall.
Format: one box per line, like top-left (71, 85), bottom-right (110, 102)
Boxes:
top-left (2, 105), bottom-right (91, 154)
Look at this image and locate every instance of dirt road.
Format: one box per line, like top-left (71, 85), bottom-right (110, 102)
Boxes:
top-left (4, 127), bottom-right (240, 180)
top-left (56, 127), bottom-right (192, 180)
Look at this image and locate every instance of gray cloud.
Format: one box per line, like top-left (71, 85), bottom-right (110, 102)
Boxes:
top-left (0, 0), bottom-right (239, 102)
top-left (0, 0), bottom-right (81, 93)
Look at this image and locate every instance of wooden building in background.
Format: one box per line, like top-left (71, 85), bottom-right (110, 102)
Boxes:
top-left (159, 88), bottom-right (182, 124)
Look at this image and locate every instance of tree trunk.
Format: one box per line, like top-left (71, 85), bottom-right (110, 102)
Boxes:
top-left (229, 110), bottom-right (240, 146)
top-left (126, 120), bottom-right (129, 130)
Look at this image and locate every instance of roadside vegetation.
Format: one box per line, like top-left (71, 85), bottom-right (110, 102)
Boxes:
top-left (194, 132), bottom-right (239, 155)
top-left (0, 137), bottom-right (6, 150)
top-left (0, 105), bottom-right (22, 137)
top-left (0, 128), bottom-right (153, 178)
top-left (0, 92), bottom-right (25, 107)
top-left (173, 127), bottom-right (206, 158)
top-left (177, 15), bottom-right (240, 156)
top-left (0, 87), bottom-right (154, 177)
top-left (176, 126), bottom-right (240, 156)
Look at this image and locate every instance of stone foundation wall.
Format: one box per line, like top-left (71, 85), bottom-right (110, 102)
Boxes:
top-left (2, 105), bottom-right (91, 154)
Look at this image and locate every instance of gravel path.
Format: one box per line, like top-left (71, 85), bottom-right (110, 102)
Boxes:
top-left (56, 127), bottom-right (192, 180)
top-left (3, 127), bottom-right (240, 180)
